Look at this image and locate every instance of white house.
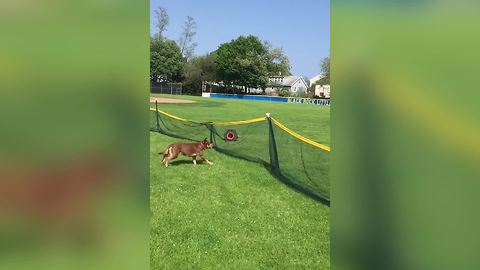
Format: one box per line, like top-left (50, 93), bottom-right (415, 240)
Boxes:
top-left (265, 75), bottom-right (309, 95)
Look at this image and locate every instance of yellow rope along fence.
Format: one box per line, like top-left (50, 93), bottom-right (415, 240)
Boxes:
top-left (270, 118), bottom-right (331, 152)
top-left (150, 107), bottom-right (266, 126)
top-left (151, 107), bottom-right (330, 152)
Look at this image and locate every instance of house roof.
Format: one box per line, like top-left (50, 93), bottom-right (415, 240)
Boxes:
top-left (270, 76), bottom-right (308, 87)
top-left (282, 76), bottom-right (301, 86)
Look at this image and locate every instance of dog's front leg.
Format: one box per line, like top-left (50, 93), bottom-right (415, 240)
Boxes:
top-left (200, 154), bottom-right (213, 165)
top-left (192, 156), bottom-right (197, 166)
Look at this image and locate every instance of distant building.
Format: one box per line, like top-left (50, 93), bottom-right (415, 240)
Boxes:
top-left (315, 84), bottom-right (330, 98)
top-left (309, 74), bottom-right (324, 87)
top-left (265, 75), bottom-right (309, 95)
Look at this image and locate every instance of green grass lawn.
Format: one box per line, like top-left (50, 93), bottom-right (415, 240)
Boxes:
top-left (150, 94), bottom-right (330, 269)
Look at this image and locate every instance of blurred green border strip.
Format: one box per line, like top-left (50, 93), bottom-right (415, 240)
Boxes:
top-left (332, 1), bottom-right (480, 270)
top-left (0, 1), bottom-right (149, 270)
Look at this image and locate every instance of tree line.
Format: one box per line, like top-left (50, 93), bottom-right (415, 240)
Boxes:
top-left (306, 57), bottom-right (330, 96)
top-left (151, 6), bottom-right (328, 96)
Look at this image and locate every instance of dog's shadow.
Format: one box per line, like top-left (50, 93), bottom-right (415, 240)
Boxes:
top-left (166, 160), bottom-right (211, 167)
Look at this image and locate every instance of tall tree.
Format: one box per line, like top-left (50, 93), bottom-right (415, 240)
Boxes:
top-left (150, 38), bottom-right (184, 82)
top-left (154, 7), bottom-right (169, 39)
top-left (308, 56), bottom-right (330, 97)
top-left (264, 42), bottom-right (292, 76)
top-left (303, 76), bottom-right (310, 86)
top-left (320, 57), bottom-right (330, 84)
top-left (177, 16), bottom-right (198, 60)
top-left (215, 35), bottom-right (269, 90)
top-left (182, 52), bottom-right (217, 95)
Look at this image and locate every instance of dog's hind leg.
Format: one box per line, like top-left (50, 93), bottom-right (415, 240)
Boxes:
top-left (164, 154), bottom-right (173, 168)
top-left (161, 147), bottom-right (169, 165)
top-left (163, 147), bottom-right (174, 168)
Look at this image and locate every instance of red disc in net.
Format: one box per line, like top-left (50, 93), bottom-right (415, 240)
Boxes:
top-left (224, 130), bottom-right (238, 141)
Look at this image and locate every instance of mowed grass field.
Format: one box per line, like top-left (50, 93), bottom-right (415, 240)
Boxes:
top-left (150, 94), bottom-right (330, 269)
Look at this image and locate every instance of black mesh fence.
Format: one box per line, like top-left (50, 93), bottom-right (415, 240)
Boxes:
top-left (150, 104), bottom-right (330, 204)
top-left (270, 121), bottom-right (330, 203)
top-left (150, 82), bottom-right (182, 95)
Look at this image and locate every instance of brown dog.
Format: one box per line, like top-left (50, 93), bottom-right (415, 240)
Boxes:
top-left (160, 138), bottom-right (214, 167)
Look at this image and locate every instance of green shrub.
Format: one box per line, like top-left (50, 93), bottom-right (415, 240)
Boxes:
top-left (277, 87), bottom-right (290, 97)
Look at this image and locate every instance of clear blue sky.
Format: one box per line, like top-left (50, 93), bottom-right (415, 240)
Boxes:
top-left (150, 0), bottom-right (330, 79)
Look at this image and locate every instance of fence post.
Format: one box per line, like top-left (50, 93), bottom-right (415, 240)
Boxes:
top-left (206, 124), bottom-right (215, 147)
top-left (155, 101), bottom-right (160, 132)
top-left (266, 113), bottom-right (280, 174)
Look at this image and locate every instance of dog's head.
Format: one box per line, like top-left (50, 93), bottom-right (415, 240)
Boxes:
top-left (201, 138), bottom-right (213, 149)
